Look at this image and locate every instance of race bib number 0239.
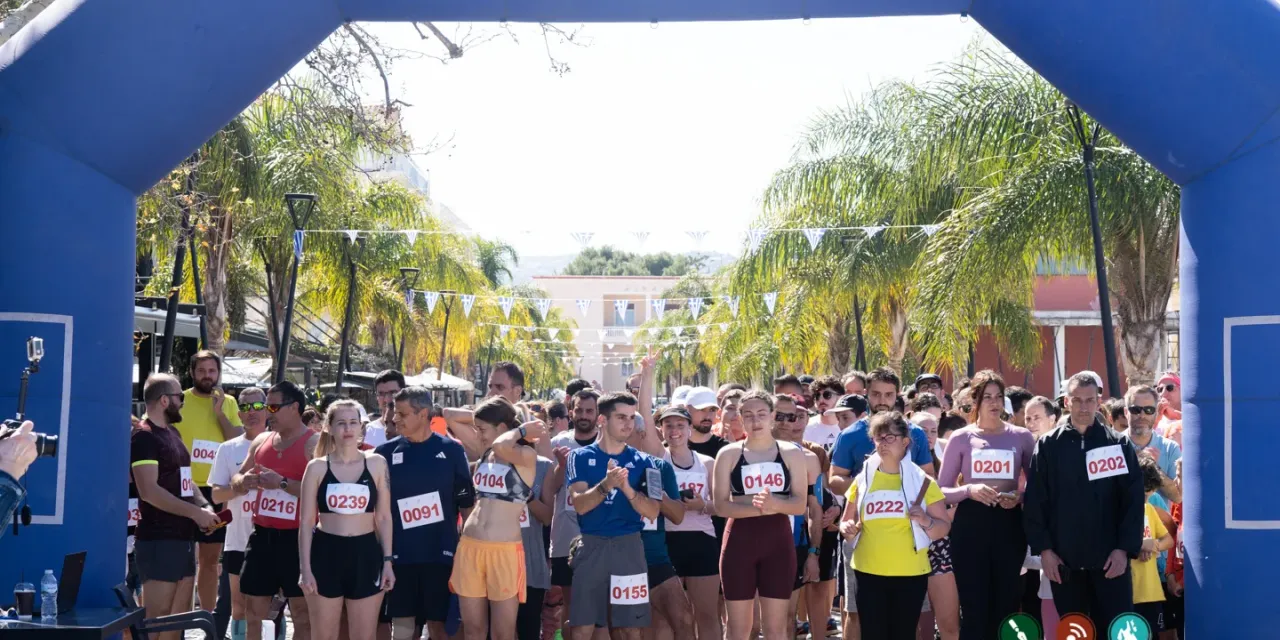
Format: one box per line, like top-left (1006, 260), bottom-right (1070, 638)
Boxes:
top-left (398, 492), bottom-right (444, 529)
top-left (741, 462), bottom-right (785, 495)
top-left (969, 449), bottom-right (1015, 480)
top-left (1085, 445), bottom-right (1129, 481)
top-left (257, 488), bottom-right (298, 521)
top-left (610, 573), bottom-right (650, 605)
top-left (325, 483), bottom-right (371, 515)
top-left (862, 490), bottom-right (906, 521)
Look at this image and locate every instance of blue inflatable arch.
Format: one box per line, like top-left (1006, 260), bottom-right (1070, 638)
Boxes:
top-left (2, 0), bottom-right (1278, 635)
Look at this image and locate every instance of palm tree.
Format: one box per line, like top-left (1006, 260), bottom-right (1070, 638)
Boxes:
top-left (472, 237), bottom-right (519, 288)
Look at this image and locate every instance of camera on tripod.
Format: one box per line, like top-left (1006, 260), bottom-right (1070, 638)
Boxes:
top-left (0, 336), bottom-right (59, 458)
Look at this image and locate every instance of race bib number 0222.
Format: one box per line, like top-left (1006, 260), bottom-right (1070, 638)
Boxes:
top-left (862, 490), bottom-right (906, 521)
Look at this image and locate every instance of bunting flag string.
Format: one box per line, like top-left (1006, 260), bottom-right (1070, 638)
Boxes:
top-left (498, 296), bottom-right (515, 319)
top-left (404, 230), bottom-right (419, 245)
top-left (650, 298), bottom-right (667, 321)
top-left (803, 228), bottom-right (826, 250)
top-left (614, 299), bottom-right (630, 322)
top-left (423, 290), bottom-right (440, 314)
top-left (686, 230), bottom-right (708, 247)
top-left (460, 294), bottom-right (476, 318)
top-left (632, 231), bottom-right (650, 247)
top-left (576, 299), bottom-right (591, 318)
top-left (746, 228), bottom-right (768, 254)
top-left (688, 297), bottom-right (704, 319)
top-left (724, 295), bottom-right (741, 318)
top-left (404, 289), bottom-right (414, 309)
top-left (535, 298), bottom-right (553, 320)
top-left (293, 230), bottom-right (305, 261)
top-left (570, 231), bottom-right (594, 247)
top-left (762, 291), bottom-right (778, 315)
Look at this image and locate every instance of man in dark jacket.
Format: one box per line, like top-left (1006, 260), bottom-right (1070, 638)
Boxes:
top-left (1024, 371), bottom-right (1144, 627)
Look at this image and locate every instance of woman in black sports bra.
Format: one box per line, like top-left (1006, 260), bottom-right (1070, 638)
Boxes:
top-left (712, 390), bottom-right (811, 640)
top-left (298, 399), bottom-right (393, 640)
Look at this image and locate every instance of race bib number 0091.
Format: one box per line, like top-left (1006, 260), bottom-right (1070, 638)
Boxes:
top-left (862, 490), bottom-right (906, 521)
top-left (969, 448), bottom-right (1015, 480)
top-left (325, 483), bottom-right (371, 515)
top-left (179, 467), bottom-right (195, 498)
top-left (740, 462), bottom-right (785, 495)
top-left (474, 463), bottom-right (510, 495)
top-left (191, 439), bottom-right (220, 465)
top-left (610, 573), bottom-right (649, 605)
top-left (398, 492), bottom-right (444, 529)
top-left (1085, 445), bottom-right (1129, 481)
top-left (257, 488), bottom-right (298, 521)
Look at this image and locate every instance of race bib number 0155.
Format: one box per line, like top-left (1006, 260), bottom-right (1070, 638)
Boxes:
top-left (862, 490), bottom-right (906, 521)
top-left (398, 492), bottom-right (444, 529)
top-left (1086, 445), bottom-right (1129, 481)
top-left (257, 488), bottom-right (298, 521)
top-left (741, 462), bottom-right (785, 495)
top-left (179, 467), bottom-right (195, 498)
top-left (610, 573), bottom-right (649, 605)
top-left (969, 449), bottom-right (1015, 480)
top-left (326, 483), bottom-right (371, 515)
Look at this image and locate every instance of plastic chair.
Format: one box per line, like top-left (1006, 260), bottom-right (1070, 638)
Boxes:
top-left (112, 583), bottom-right (216, 640)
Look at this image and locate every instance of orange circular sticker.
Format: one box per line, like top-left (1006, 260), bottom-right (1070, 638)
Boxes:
top-left (1056, 613), bottom-right (1096, 640)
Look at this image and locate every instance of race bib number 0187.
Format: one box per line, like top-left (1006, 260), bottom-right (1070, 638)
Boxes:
top-left (969, 449), bottom-right (1015, 480)
top-left (258, 489), bottom-right (298, 521)
top-left (610, 573), bottom-right (650, 605)
top-left (862, 490), bottom-right (906, 521)
top-left (398, 492), bottom-right (444, 529)
top-left (325, 483), bottom-right (371, 515)
top-left (676, 471), bottom-right (707, 498)
top-left (179, 467), bottom-right (195, 498)
top-left (1086, 445), bottom-right (1129, 481)
top-left (741, 462), bottom-right (785, 495)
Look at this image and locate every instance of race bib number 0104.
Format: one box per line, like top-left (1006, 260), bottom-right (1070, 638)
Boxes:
top-left (741, 462), bottom-right (785, 495)
top-left (398, 492), bottom-right (444, 529)
top-left (862, 490), bottom-right (906, 521)
top-left (179, 467), bottom-right (195, 498)
top-left (326, 483), bottom-right (371, 515)
top-left (610, 573), bottom-right (650, 605)
top-left (191, 439), bottom-right (220, 465)
top-left (969, 449), bottom-right (1015, 480)
top-left (257, 488), bottom-right (298, 521)
top-left (1086, 445), bottom-right (1129, 481)
top-left (474, 463), bottom-right (511, 495)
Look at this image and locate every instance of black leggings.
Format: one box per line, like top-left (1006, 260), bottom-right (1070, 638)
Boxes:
top-left (516, 586), bottom-right (545, 640)
top-left (949, 500), bottom-right (1027, 640)
top-left (854, 571), bottom-right (928, 640)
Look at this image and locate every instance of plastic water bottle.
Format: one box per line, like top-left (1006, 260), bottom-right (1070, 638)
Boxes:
top-left (39, 570), bottom-right (57, 622)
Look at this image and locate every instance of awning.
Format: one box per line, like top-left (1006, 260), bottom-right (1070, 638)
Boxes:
top-left (407, 368), bottom-right (475, 392)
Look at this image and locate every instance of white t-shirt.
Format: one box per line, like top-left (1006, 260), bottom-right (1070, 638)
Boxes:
top-left (363, 419), bottom-right (387, 448)
top-left (803, 420), bottom-right (840, 452)
top-left (209, 436), bottom-right (255, 552)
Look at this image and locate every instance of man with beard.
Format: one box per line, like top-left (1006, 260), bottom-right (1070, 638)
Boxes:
top-left (446, 362), bottom-right (528, 460)
top-left (804, 376), bottom-right (845, 452)
top-left (132, 373), bottom-right (222, 639)
top-left (210, 386), bottom-right (269, 640)
top-left (363, 370), bottom-right (405, 447)
top-left (1123, 386), bottom-right (1182, 502)
top-left (684, 387), bottom-right (727, 460)
top-left (177, 351), bottom-right (243, 614)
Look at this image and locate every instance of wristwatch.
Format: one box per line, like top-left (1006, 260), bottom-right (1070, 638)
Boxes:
top-left (383, 555), bottom-right (395, 563)
top-left (807, 547), bottom-right (820, 556)
top-left (280, 479), bottom-right (289, 491)
top-left (518, 425), bottom-right (528, 439)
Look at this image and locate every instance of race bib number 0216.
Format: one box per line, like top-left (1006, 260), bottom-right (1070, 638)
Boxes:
top-left (862, 490), bottom-right (906, 521)
top-left (398, 492), bottom-right (444, 529)
top-left (610, 573), bottom-right (649, 605)
top-left (325, 483), bottom-right (371, 515)
top-left (1085, 445), bottom-right (1129, 481)
top-left (257, 488), bottom-right (298, 521)
top-left (741, 462), bottom-right (785, 495)
top-left (969, 449), bottom-right (1015, 480)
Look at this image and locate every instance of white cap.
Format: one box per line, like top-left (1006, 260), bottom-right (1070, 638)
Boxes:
top-left (685, 386), bottom-right (718, 410)
top-left (1003, 396), bottom-right (1014, 415)
top-left (671, 385), bottom-right (693, 406)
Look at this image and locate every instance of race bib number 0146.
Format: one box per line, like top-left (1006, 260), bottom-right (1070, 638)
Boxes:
top-left (741, 462), bottom-right (785, 495)
top-left (1086, 445), bottom-right (1129, 481)
top-left (969, 449), bottom-right (1015, 480)
top-left (326, 483), bottom-right (371, 515)
top-left (398, 492), bottom-right (444, 529)
top-left (862, 490), bottom-right (906, 521)
top-left (258, 489), bottom-right (298, 521)
top-left (610, 573), bottom-right (649, 605)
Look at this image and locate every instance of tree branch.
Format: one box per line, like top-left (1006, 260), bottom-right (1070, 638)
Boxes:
top-left (419, 21), bottom-right (464, 59)
top-left (343, 23), bottom-right (393, 117)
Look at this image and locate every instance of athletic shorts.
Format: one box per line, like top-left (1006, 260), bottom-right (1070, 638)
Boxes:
top-left (312, 530), bottom-right (384, 600)
top-left (818, 530), bottom-right (839, 582)
top-left (449, 537), bottom-right (526, 603)
top-left (551, 556), bottom-right (574, 587)
top-left (666, 531), bottom-right (720, 578)
top-left (386, 563), bottom-right (453, 622)
top-left (928, 536), bottom-right (954, 576)
top-left (135, 539), bottom-right (196, 583)
top-left (195, 486), bottom-right (227, 544)
top-left (221, 550), bottom-right (246, 576)
top-left (794, 546), bottom-right (811, 591)
top-left (647, 563), bottom-right (678, 589)
top-left (240, 526), bottom-right (303, 598)
top-left (1135, 601), bottom-right (1166, 633)
top-left (569, 533), bottom-right (650, 629)
top-left (720, 515), bottom-right (795, 601)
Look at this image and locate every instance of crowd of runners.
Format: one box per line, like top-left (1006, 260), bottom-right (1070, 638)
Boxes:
top-left (126, 350), bottom-right (1188, 640)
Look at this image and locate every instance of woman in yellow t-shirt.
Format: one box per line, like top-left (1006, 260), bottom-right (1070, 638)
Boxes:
top-left (1133, 454), bottom-right (1174, 635)
top-left (838, 411), bottom-right (951, 640)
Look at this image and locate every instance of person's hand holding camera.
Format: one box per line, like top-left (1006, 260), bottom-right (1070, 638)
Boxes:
top-left (0, 420), bottom-right (38, 481)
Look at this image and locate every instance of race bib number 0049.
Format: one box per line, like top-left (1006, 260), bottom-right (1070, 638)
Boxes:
top-left (398, 492), bottom-right (444, 529)
top-left (1086, 445), bottom-right (1129, 481)
top-left (610, 573), bottom-right (649, 605)
top-left (191, 439), bottom-right (220, 465)
top-left (257, 488), bottom-right (298, 521)
top-left (969, 448), bottom-right (1015, 480)
top-left (474, 463), bottom-right (510, 495)
top-left (862, 490), bottom-right (906, 521)
top-left (741, 462), bottom-right (785, 495)
top-left (179, 467), bottom-right (195, 498)
top-left (325, 483), bottom-right (371, 515)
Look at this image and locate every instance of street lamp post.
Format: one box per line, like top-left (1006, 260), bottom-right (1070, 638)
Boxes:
top-left (335, 235), bottom-right (367, 394)
top-left (274, 193), bottom-right (317, 383)
top-left (398, 267), bottom-right (420, 371)
top-left (157, 152), bottom-right (200, 372)
top-left (437, 290), bottom-right (456, 381)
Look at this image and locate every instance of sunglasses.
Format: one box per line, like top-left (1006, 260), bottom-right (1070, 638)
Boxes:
top-left (1127, 405), bottom-right (1157, 416)
top-left (266, 403), bottom-right (293, 414)
top-left (165, 393), bottom-right (184, 403)
top-left (819, 390), bottom-right (840, 400)
top-left (1161, 384), bottom-right (1177, 393)
top-left (243, 401), bottom-right (267, 412)
top-left (775, 413), bottom-right (800, 423)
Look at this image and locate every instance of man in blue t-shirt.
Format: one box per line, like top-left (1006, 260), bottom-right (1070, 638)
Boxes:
top-left (376, 386), bottom-right (475, 640)
top-left (565, 392), bottom-right (661, 640)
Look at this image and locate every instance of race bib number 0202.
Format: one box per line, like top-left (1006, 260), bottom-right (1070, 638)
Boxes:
top-left (257, 488), bottom-right (298, 521)
top-left (325, 483), bottom-right (371, 515)
top-left (741, 462), bottom-right (785, 495)
top-left (1085, 445), bottom-right (1129, 481)
top-left (179, 467), bottom-right (195, 498)
top-left (474, 463), bottom-right (511, 495)
top-left (191, 439), bottom-right (220, 465)
top-left (969, 448), bottom-right (1015, 480)
top-left (610, 573), bottom-right (650, 605)
top-left (398, 492), bottom-right (444, 529)
top-left (862, 490), bottom-right (906, 521)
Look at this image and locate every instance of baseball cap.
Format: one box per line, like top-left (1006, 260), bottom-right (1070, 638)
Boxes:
top-left (671, 385), bottom-right (693, 406)
top-left (914, 373), bottom-right (943, 388)
top-left (1157, 373), bottom-right (1181, 388)
top-left (685, 386), bottom-right (718, 410)
top-left (825, 394), bottom-right (869, 416)
top-left (658, 406), bottom-right (692, 423)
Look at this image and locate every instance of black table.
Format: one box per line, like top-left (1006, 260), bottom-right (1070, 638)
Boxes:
top-left (0, 607), bottom-right (144, 638)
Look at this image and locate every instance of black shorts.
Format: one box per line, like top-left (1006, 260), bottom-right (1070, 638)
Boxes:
top-left (240, 527), bottom-right (303, 598)
top-left (312, 530), bottom-right (384, 600)
top-left (666, 531), bottom-right (720, 578)
top-left (195, 486), bottom-right (227, 544)
top-left (221, 550), bottom-right (246, 576)
top-left (647, 563), bottom-right (678, 590)
top-left (134, 539), bottom-right (196, 583)
top-left (793, 546), bottom-right (809, 591)
top-left (818, 530), bottom-right (839, 582)
top-left (551, 556), bottom-right (574, 587)
top-left (928, 536), bottom-right (954, 575)
top-left (1134, 601), bottom-right (1166, 633)
top-left (385, 562), bottom-right (452, 622)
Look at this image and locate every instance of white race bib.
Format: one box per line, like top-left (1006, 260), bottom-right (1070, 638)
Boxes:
top-left (563, 491), bottom-right (575, 512)
top-left (179, 467), bottom-right (195, 498)
top-left (392, 452), bottom-right (404, 465)
top-left (127, 498), bottom-right (140, 527)
top-left (1085, 445), bottom-right (1129, 481)
top-left (474, 463), bottom-right (510, 495)
top-left (237, 495), bottom-right (256, 515)
top-left (257, 488), bottom-right (298, 521)
top-left (741, 462), bottom-right (786, 495)
top-left (325, 483), bottom-right (371, 515)
top-left (862, 489), bottom-right (906, 521)
top-left (643, 516), bottom-right (658, 531)
top-left (676, 471), bottom-right (708, 498)
top-left (398, 492), bottom-right (444, 529)
top-left (520, 505), bottom-right (531, 529)
top-left (610, 573), bottom-right (650, 605)
top-left (1143, 511), bottom-right (1151, 538)
top-left (970, 448), bottom-right (1015, 480)
top-left (191, 439), bottom-right (220, 466)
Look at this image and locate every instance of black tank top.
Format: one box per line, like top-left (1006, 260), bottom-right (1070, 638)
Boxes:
top-left (317, 457), bottom-right (378, 514)
top-left (729, 443), bottom-right (792, 496)
top-left (472, 449), bottom-right (533, 503)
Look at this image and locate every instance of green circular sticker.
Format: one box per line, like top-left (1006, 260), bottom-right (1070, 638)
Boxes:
top-left (999, 613), bottom-right (1043, 640)
top-left (1108, 613), bottom-right (1151, 640)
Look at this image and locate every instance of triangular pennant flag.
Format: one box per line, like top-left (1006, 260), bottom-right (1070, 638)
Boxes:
top-left (404, 230), bottom-right (420, 245)
top-left (697, 324), bottom-right (708, 336)
top-left (535, 298), bottom-right (553, 320)
top-left (803, 228), bottom-right (826, 251)
top-left (686, 230), bottom-right (708, 247)
top-left (623, 328), bottom-right (635, 339)
top-left (762, 291), bottom-right (778, 315)
top-left (405, 289), bottom-right (415, 309)
top-left (606, 343), bottom-right (615, 350)
top-left (688, 297), bottom-right (704, 319)
top-left (293, 230), bottom-right (305, 261)
top-left (719, 323), bottom-right (730, 331)
top-left (863, 226), bottom-right (884, 239)
top-left (746, 228), bottom-right (768, 254)
top-left (632, 231), bottom-right (650, 247)
top-left (576, 299), bottom-right (591, 318)
top-left (498, 296), bottom-right (515, 319)
top-left (597, 329), bottom-right (608, 340)
top-left (499, 325), bottom-right (510, 337)
top-left (344, 229), bottom-right (359, 243)
top-left (570, 231), bottom-right (594, 247)
top-left (650, 298), bottom-right (667, 321)
top-left (614, 299), bottom-right (630, 322)
top-left (460, 294), bottom-right (475, 317)
top-left (921, 224), bottom-right (941, 236)
top-left (423, 291), bottom-right (440, 314)
top-left (723, 295), bottom-right (741, 318)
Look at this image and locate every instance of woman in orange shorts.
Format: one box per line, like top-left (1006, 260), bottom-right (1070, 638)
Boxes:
top-left (447, 397), bottom-right (546, 640)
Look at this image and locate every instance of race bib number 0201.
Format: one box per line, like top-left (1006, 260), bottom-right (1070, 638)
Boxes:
top-left (325, 483), bottom-right (371, 515)
top-left (398, 492), bottom-right (444, 529)
top-left (474, 463), bottom-right (511, 495)
top-left (862, 490), bottom-right (906, 521)
top-left (179, 467), bottom-right (195, 498)
top-left (1085, 445), bottom-right (1129, 481)
top-left (257, 488), bottom-right (298, 521)
top-left (610, 573), bottom-right (649, 605)
top-left (969, 449), bottom-right (1015, 480)
top-left (741, 462), bottom-right (785, 495)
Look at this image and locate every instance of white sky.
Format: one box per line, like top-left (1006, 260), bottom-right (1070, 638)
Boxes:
top-left (366, 17), bottom-right (983, 257)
